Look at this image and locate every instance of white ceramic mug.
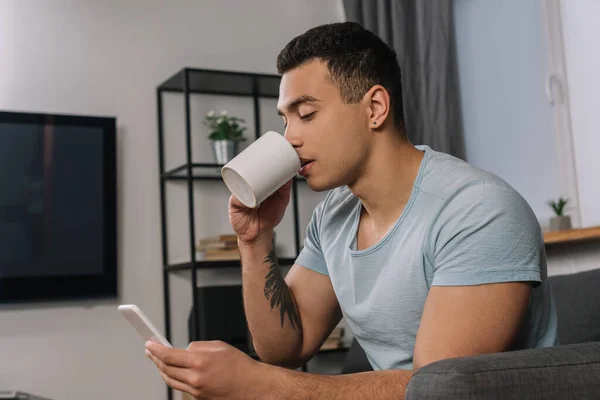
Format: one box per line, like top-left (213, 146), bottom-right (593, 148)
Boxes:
top-left (221, 131), bottom-right (301, 208)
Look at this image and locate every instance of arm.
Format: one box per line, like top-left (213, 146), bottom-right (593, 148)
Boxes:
top-left (414, 282), bottom-right (531, 367)
top-left (260, 281), bottom-right (531, 399)
top-left (240, 230), bottom-right (342, 368)
top-left (146, 268), bottom-right (532, 399)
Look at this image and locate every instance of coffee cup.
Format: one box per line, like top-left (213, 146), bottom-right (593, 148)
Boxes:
top-left (221, 131), bottom-right (301, 208)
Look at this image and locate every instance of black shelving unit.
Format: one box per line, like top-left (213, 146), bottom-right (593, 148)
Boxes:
top-left (156, 67), bottom-right (305, 400)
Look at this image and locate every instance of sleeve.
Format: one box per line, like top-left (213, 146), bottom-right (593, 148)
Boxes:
top-left (429, 182), bottom-right (544, 287)
top-left (294, 196), bottom-right (329, 276)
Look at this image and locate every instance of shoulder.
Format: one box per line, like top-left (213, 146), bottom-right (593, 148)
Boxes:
top-left (418, 146), bottom-right (506, 199)
top-left (418, 147), bottom-right (543, 249)
top-left (437, 179), bottom-right (541, 238)
top-left (418, 146), bottom-right (534, 215)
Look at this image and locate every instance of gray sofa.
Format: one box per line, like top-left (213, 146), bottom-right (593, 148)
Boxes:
top-left (341, 268), bottom-right (600, 399)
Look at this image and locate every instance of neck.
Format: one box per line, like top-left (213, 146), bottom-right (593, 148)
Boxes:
top-left (347, 134), bottom-right (424, 230)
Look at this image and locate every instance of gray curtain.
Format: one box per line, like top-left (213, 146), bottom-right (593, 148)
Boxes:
top-left (343, 0), bottom-right (465, 159)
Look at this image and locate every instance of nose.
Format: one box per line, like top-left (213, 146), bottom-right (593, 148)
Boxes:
top-left (283, 126), bottom-right (303, 149)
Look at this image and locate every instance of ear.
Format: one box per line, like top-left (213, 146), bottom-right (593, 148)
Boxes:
top-left (363, 85), bottom-right (391, 129)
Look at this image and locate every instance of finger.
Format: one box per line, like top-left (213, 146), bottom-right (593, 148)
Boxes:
top-left (229, 194), bottom-right (246, 209)
top-left (275, 180), bottom-right (292, 203)
top-left (229, 193), bottom-right (256, 211)
top-left (157, 369), bottom-right (200, 399)
top-left (146, 342), bottom-right (195, 368)
top-left (146, 350), bottom-right (194, 383)
top-left (186, 339), bottom-right (228, 352)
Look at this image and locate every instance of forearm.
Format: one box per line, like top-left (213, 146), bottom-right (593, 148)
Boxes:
top-left (239, 231), bottom-right (303, 366)
top-left (263, 364), bottom-right (412, 400)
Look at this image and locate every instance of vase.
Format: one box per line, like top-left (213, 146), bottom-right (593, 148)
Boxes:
top-left (211, 140), bottom-right (239, 165)
top-left (549, 215), bottom-right (572, 232)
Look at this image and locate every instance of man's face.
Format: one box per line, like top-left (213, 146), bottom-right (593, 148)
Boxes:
top-left (277, 60), bottom-right (371, 191)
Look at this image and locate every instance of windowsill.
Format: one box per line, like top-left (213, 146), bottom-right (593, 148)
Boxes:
top-left (544, 226), bottom-right (600, 245)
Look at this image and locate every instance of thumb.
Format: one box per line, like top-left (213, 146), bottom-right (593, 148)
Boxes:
top-left (261, 179), bottom-right (293, 205)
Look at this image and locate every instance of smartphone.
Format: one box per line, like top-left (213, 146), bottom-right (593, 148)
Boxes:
top-left (118, 304), bottom-right (173, 348)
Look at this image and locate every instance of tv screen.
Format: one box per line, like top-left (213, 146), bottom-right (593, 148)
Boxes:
top-left (0, 111), bottom-right (116, 303)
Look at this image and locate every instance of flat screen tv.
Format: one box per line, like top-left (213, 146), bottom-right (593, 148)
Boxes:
top-left (0, 110), bottom-right (116, 303)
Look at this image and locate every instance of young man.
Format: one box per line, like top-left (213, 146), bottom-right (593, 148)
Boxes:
top-left (146, 22), bottom-right (558, 399)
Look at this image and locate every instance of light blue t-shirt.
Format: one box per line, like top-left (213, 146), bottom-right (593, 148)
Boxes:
top-left (295, 145), bottom-right (558, 371)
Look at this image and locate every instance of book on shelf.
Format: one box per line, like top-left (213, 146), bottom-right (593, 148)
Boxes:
top-left (319, 326), bottom-right (345, 350)
top-left (320, 337), bottom-right (343, 350)
top-left (197, 234), bottom-right (237, 242)
top-left (196, 234), bottom-right (240, 261)
top-left (328, 326), bottom-right (344, 339)
top-left (197, 240), bottom-right (238, 251)
top-left (193, 252), bottom-right (239, 262)
top-left (197, 235), bottom-right (237, 249)
top-left (203, 249), bottom-right (240, 260)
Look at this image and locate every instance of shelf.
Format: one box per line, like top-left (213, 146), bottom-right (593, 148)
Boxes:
top-left (157, 66), bottom-right (298, 400)
top-left (316, 346), bottom-right (351, 355)
top-left (162, 163), bottom-right (224, 181)
top-left (544, 226), bottom-right (600, 245)
top-left (162, 163), bottom-right (307, 183)
top-left (158, 68), bottom-right (281, 98)
top-left (165, 257), bottom-right (297, 271)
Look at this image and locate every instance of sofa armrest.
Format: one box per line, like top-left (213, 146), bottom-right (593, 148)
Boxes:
top-left (405, 342), bottom-right (600, 399)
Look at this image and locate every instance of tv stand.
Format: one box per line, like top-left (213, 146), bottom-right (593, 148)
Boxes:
top-left (0, 391), bottom-right (52, 400)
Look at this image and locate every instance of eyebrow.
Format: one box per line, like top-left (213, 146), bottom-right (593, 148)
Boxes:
top-left (277, 95), bottom-right (320, 116)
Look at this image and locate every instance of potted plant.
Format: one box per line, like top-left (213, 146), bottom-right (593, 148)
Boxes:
top-left (203, 110), bottom-right (247, 164)
top-left (547, 197), bottom-right (572, 232)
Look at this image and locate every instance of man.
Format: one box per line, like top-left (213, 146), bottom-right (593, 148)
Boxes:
top-left (146, 21), bottom-right (558, 399)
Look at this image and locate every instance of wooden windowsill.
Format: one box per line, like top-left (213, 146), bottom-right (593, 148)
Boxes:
top-left (543, 226), bottom-right (600, 245)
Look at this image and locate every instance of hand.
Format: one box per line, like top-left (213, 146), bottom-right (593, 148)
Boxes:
top-left (228, 180), bottom-right (292, 244)
top-left (145, 340), bottom-right (268, 399)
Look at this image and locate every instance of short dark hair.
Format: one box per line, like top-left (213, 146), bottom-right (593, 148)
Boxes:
top-left (277, 21), bottom-right (404, 130)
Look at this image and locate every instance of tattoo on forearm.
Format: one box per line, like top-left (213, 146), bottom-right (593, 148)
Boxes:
top-left (263, 250), bottom-right (301, 330)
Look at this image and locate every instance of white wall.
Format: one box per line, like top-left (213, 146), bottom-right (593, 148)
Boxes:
top-left (561, 0), bottom-right (600, 227)
top-left (0, 1), bottom-right (344, 400)
top-left (452, 0), bottom-right (561, 225)
top-left (453, 0), bottom-right (600, 276)
top-left (544, 0), bottom-right (600, 276)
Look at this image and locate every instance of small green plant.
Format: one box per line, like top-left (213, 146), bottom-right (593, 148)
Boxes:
top-left (203, 110), bottom-right (247, 142)
top-left (548, 197), bottom-right (568, 216)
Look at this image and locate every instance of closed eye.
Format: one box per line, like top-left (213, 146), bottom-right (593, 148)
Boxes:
top-left (300, 111), bottom-right (316, 121)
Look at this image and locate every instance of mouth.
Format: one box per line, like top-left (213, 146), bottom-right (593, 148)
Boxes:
top-left (299, 158), bottom-right (315, 176)
top-left (300, 158), bottom-right (313, 167)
